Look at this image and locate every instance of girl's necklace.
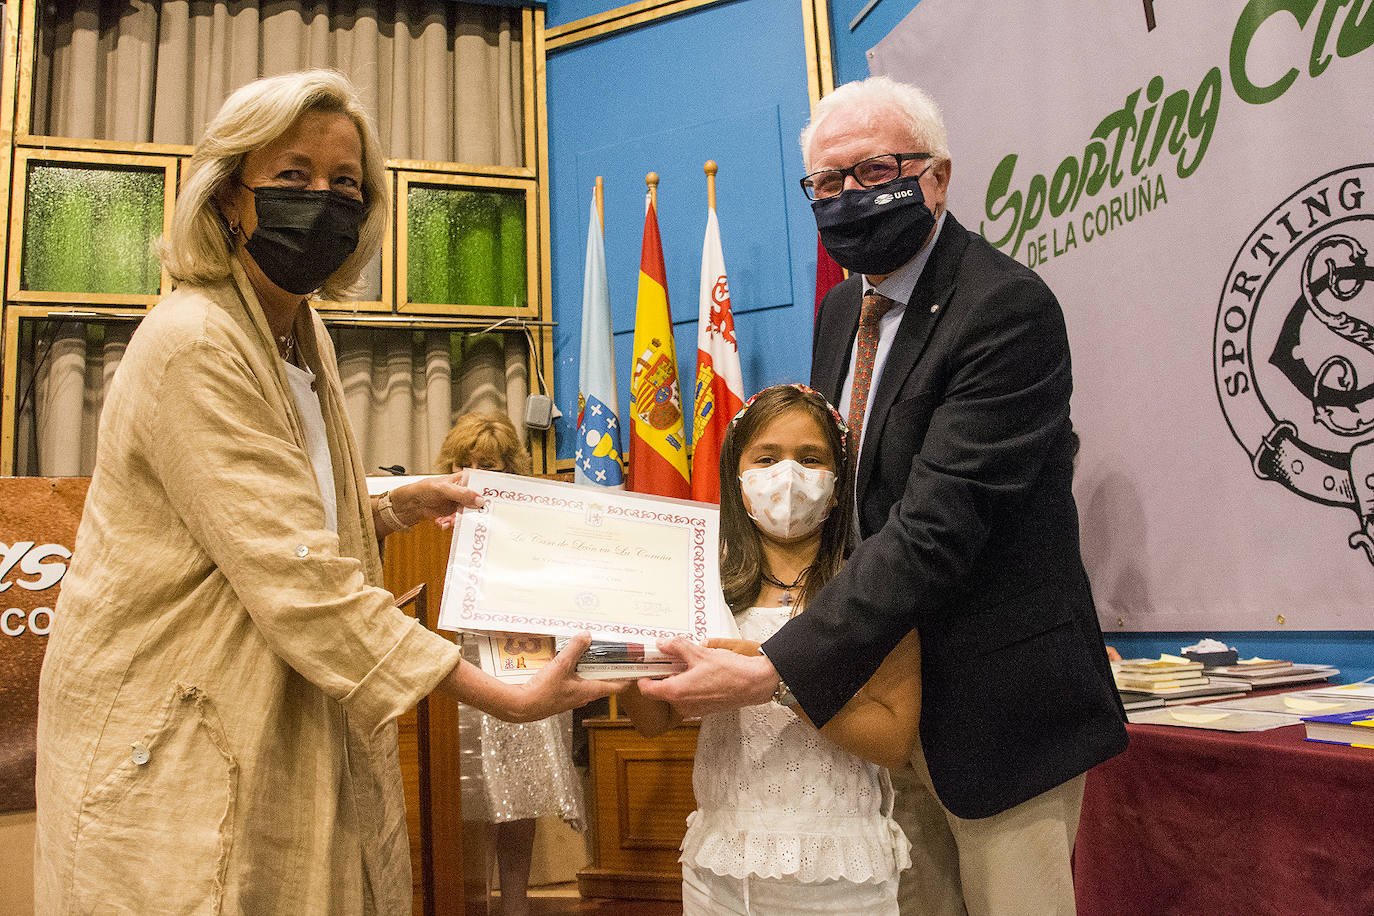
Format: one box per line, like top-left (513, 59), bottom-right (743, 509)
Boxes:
top-left (762, 566), bottom-right (809, 608)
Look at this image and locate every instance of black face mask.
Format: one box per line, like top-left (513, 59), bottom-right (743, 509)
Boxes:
top-left (241, 185), bottom-right (365, 295)
top-left (811, 173), bottom-right (936, 276)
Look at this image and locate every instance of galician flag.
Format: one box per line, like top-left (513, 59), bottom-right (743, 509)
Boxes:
top-left (628, 193), bottom-right (691, 497)
top-left (575, 189), bottom-right (625, 488)
top-left (690, 204), bottom-right (745, 502)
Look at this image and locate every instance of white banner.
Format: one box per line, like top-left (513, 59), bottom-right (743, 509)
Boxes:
top-left (870, 2), bottom-right (1374, 630)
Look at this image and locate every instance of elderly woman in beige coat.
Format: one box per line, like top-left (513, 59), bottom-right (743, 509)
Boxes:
top-left (34, 70), bottom-right (618, 915)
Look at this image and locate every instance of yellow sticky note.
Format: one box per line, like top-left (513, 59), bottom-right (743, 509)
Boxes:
top-left (1282, 696), bottom-right (1342, 712)
top-left (1159, 653), bottom-right (1190, 664)
top-left (1169, 708), bottom-right (1230, 724)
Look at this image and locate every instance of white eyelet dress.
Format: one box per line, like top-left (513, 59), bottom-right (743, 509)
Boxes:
top-left (679, 605), bottom-right (912, 915)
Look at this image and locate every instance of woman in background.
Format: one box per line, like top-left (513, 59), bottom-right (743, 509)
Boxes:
top-left (437, 411), bottom-right (585, 916)
top-left (34, 70), bottom-right (616, 916)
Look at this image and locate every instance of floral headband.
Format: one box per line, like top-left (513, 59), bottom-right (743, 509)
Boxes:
top-left (729, 383), bottom-right (849, 448)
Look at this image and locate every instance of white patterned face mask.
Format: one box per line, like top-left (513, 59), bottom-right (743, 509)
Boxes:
top-left (739, 460), bottom-right (836, 540)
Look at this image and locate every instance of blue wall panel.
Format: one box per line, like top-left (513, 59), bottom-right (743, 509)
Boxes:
top-left (547, 0), bottom-right (819, 461)
top-left (827, 0), bottom-right (923, 85)
top-left (544, 0), bottom-right (1374, 671)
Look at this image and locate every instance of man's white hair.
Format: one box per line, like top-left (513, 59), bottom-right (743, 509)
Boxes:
top-left (799, 76), bottom-right (950, 171)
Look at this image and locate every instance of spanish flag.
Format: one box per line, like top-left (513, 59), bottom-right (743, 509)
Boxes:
top-left (629, 192), bottom-right (691, 497)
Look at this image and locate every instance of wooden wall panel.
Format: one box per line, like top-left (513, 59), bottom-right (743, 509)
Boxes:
top-left (383, 522), bottom-right (463, 916)
top-left (578, 717), bottom-right (698, 900)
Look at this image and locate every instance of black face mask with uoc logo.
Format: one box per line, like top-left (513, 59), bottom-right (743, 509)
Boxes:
top-left (242, 185), bottom-right (365, 295)
top-left (811, 174), bottom-right (936, 276)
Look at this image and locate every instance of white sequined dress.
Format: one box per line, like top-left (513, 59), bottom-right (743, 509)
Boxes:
top-left (458, 637), bottom-right (584, 829)
top-left (679, 604), bottom-right (911, 884)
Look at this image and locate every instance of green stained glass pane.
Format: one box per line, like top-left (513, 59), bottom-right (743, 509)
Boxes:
top-left (22, 162), bottom-right (164, 296)
top-left (407, 184), bottom-right (527, 308)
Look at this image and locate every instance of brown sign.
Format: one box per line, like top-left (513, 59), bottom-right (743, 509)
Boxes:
top-left (0, 477), bottom-right (88, 813)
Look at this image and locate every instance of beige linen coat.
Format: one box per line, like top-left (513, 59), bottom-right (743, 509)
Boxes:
top-left (34, 262), bottom-right (461, 915)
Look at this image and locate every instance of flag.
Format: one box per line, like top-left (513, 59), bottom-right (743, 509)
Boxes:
top-left (690, 204), bottom-right (745, 502)
top-left (575, 189), bottom-right (625, 489)
top-left (628, 194), bottom-right (691, 497)
top-left (815, 234), bottom-right (845, 316)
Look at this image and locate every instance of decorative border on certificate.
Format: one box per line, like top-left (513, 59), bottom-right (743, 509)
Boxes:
top-left (437, 470), bottom-right (725, 642)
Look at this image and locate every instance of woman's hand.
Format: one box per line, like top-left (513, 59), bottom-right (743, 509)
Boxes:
top-left (706, 637), bottom-right (762, 657)
top-left (376, 472), bottom-right (485, 536)
top-left (440, 632), bottom-right (627, 722)
top-left (509, 632), bottom-right (629, 722)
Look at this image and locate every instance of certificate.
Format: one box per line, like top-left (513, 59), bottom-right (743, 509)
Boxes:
top-left (437, 470), bottom-right (729, 642)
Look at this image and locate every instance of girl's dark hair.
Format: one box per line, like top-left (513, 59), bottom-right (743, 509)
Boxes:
top-left (718, 385), bottom-right (854, 612)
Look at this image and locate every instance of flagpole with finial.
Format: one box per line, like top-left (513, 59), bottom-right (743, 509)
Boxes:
top-left (594, 175), bottom-right (604, 232)
top-left (705, 160), bottom-right (717, 211)
top-left (646, 171), bottom-right (659, 209)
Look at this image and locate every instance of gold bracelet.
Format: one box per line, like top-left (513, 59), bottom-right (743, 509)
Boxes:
top-left (376, 490), bottom-right (406, 531)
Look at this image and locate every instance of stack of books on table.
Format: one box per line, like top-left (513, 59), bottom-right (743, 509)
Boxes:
top-left (1113, 656), bottom-right (1252, 708)
top-left (1202, 657), bottom-right (1341, 689)
top-left (1300, 707), bottom-right (1374, 748)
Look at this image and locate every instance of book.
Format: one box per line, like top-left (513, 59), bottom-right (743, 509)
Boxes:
top-left (471, 632), bottom-right (684, 684)
top-left (1205, 658), bottom-right (1292, 676)
top-left (1115, 656), bottom-right (1203, 674)
top-left (1117, 680), bottom-right (1251, 701)
top-left (1115, 674), bottom-right (1210, 690)
top-left (1127, 706), bottom-right (1293, 732)
top-left (1306, 681), bottom-right (1374, 701)
top-left (1301, 707), bottom-right (1374, 747)
top-left (1162, 690), bottom-right (1250, 707)
top-left (1117, 690), bottom-right (1166, 711)
top-left (1205, 664), bottom-right (1339, 688)
top-left (1206, 691), bottom-right (1374, 718)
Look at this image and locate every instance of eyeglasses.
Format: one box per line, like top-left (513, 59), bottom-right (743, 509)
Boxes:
top-left (800, 153), bottom-right (933, 200)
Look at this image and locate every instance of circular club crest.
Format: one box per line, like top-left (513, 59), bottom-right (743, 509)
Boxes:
top-left (1214, 163), bottom-right (1374, 562)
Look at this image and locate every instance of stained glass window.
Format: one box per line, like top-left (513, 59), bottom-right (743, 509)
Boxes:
top-left (21, 162), bottom-right (163, 296)
top-left (406, 184), bottom-right (527, 309)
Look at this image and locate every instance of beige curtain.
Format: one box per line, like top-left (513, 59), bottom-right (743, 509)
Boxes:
top-left (333, 327), bottom-right (528, 476)
top-left (17, 322), bottom-right (133, 477)
top-left (33, 0), bottom-right (524, 163)
top-left (23, 0), bottom-right (530, 477)
top-left (18, 323), bottom-right (529, 477)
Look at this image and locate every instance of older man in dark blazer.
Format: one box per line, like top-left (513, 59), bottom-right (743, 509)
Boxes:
top-left (644, 76), bottom-right (1126, 914)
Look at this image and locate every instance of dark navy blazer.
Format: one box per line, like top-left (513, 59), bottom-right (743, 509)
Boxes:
top-left (763, 212), bottom-right (1127, 820)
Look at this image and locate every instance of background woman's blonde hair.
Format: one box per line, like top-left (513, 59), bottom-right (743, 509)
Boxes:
top-left (158, 69), bottom-right (390, 302)
top-left (435, 412), bottom-right (532, 476)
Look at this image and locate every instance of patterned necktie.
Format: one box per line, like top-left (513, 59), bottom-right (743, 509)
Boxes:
top-left (848, 290), bottom-right (896, 444)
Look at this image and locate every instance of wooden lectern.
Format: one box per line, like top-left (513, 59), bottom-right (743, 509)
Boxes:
top-left (383, 521), bottom-right (468, 916)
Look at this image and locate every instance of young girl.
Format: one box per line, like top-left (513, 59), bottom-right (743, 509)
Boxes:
top-left (622, 383), bottom-right (922, 915)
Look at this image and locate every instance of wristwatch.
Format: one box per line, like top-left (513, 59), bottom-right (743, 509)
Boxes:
top-left (759, 645), bottom-right (799, 708)
top-left (772, 675), bottom-right (798, 708)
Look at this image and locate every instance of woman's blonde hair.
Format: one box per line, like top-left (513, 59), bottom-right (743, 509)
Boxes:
top-left (158, 69), bottom-right (389, 302)
top-left (435, 412), bottom-right (532, 476)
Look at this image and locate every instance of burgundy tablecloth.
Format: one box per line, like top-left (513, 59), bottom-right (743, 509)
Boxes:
top-left (1075, 716), bottom-right (1374, 915)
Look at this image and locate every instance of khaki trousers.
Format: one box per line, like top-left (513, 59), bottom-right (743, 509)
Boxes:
top-left (891, 743), bottom-right (1084, 916)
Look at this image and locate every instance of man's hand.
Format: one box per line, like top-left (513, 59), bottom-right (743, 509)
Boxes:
top-left (636, 636), bottom-right (779, 717)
